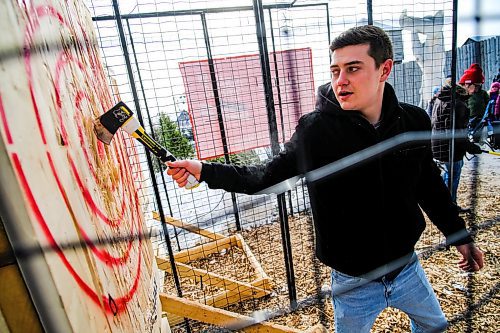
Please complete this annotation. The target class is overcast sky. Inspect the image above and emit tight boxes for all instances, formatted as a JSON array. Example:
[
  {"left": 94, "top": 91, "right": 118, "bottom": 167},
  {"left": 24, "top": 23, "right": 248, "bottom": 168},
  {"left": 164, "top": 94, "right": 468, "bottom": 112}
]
[{"left": 457, "top": 0, "right": 500, "bottom": 46}]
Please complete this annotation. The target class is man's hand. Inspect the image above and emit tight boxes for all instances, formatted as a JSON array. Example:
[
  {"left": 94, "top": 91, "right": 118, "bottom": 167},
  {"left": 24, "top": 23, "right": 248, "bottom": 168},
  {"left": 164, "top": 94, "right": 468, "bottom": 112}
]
[
  {"left": 455, "top": 243, "right": 484, "bottom": 272},
  {"left": 166, "top": 160, "right": 202, "bottom": 188}
]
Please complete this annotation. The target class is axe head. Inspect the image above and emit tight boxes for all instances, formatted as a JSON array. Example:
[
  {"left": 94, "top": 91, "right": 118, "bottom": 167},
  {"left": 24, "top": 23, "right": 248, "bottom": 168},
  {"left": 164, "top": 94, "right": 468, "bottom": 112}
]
[{"left": 93, "top": 101, "right": 134, "bottom": 144}]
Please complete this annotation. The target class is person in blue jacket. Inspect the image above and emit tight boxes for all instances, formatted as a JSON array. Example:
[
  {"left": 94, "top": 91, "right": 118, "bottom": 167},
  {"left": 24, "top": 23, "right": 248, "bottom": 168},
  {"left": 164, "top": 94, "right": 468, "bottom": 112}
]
[
  {"left": 167, "top": 25, "right": 484, "bottom": 332},
  {"left": 426, "top": 85, "right": 441, "bottom": 118}
]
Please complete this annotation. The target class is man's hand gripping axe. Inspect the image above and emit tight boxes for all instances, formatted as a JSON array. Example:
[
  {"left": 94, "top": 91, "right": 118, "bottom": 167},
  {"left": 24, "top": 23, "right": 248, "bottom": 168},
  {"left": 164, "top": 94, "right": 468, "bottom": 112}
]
[{"left": 93, "top": 101, "right": 199, "bottom": 189}]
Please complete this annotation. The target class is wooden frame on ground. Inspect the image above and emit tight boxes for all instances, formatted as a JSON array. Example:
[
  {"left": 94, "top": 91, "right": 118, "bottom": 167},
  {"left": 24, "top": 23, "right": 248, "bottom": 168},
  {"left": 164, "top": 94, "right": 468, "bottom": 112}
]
[{"left": 152, "top": 212, "right": 272, "bottom": 327}]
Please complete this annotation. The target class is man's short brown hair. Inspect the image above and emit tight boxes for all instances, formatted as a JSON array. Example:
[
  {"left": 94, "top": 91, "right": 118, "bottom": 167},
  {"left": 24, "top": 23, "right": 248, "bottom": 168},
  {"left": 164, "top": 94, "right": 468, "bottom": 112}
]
[{"left": 330, "top": 25, "right": 393, "bottom": 68}]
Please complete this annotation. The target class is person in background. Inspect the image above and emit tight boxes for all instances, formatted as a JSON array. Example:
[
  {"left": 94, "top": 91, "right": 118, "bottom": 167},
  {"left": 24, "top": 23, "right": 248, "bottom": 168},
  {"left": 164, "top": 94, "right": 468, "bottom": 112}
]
[
  {"left": 426, "top": 85, "right": 441, "bottom": 118},
  {"left": 431, "top": 83, "right": 482, "bottom": 211},
  {"left": 167, "top": 25, "right": 484, "bottom": 333},
  {"left": 488, "top": 81, "right": 500, "bottom": 120},
  {"left": 493, "top": 68, "right": 500, "bottom": 83},
  {"left": 459, "top": 63, "right": 489, "bottom": 129},
  {"left": 444, "top": 74, "right": 453, "bottom": 87}
]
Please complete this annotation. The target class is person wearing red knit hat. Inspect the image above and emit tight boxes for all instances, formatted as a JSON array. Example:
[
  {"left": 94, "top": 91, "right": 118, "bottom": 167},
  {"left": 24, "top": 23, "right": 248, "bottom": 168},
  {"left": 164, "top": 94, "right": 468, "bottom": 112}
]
[
  {"left": 459, "top": 63, "right": 485, "bottom": 85},
  {"left": 459, "top": 63, "right": 489, "bottom": 129}
]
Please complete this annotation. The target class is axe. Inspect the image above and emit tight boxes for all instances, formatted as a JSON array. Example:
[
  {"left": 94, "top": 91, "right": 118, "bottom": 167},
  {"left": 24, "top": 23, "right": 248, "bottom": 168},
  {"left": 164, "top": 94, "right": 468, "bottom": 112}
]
[{"left": 93, "top": 101, "right": 199, "bottom": 189}]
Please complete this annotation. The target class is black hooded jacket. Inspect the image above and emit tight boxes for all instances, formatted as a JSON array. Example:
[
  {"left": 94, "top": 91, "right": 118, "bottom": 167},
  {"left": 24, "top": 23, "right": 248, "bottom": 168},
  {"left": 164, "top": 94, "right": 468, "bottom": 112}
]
[
  {"left": 431, "top": 85, "right": 470, "bottom": 162},
  {"left": 200, "top": 82, "right": 472, "bottom": 277}
]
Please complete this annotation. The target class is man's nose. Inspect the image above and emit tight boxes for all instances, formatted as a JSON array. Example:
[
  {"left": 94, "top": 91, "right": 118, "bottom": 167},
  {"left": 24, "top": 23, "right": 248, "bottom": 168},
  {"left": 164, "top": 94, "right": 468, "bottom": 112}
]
[{"left": 336, "top": 70, "right": 349, "bottom": 86}]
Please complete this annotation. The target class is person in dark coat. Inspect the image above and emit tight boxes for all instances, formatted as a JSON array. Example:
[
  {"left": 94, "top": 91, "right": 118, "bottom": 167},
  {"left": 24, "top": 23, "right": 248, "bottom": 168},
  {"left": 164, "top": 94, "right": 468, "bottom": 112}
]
[
  {"left": 167, "top": 25, "right": 484, "bottom": 332},
  {"left": 431, "top": 84, "right": 481, "bottom": 207}
]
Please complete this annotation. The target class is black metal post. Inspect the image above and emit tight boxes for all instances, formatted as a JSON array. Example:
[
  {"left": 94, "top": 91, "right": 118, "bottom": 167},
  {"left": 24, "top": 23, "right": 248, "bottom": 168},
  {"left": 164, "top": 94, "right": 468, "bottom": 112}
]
[
  {"left": 448, "top": 0, "right": 459, "bottom": 196},
  {"left": 278, "top": 192, "right": 298, "bottom": 308},
  {"left": 200, "top": 12, "right": 242, "bottom": 231},
  {"left": 473, "top": 0, "right": 482, "bottom": 67},
  {"left": 326, "top": 3, "right": 332, "bottom": 66},
  {"left": 112, "top": 2, "right": 190, "bottom": 330},
  {"left": 253, "top": 0, "right": 297, "bottom": 308},
  {"left": 267, "top": 8, "right": 295, "bottom": 216},
  {"left": 93, "top": 3, "right": 328, "bottom": 22},
  {"left": 367, "top": 0, "right": 373, "bottom": 25},
  {"left": 253, "top": 2, "right": 280, "bottom": 155},
  {"left": 125, "top": 19, "right": 181, "bottom": 251},
  {"left": 267, "top": 8, "right": 286, "bottom": 143}
]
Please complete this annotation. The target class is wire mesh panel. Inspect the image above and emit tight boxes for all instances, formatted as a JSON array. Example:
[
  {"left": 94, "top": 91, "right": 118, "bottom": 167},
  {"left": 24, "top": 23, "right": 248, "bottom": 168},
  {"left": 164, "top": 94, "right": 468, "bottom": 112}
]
[{"left": 86, "top": 2, "right": 319, "bottom": 331}]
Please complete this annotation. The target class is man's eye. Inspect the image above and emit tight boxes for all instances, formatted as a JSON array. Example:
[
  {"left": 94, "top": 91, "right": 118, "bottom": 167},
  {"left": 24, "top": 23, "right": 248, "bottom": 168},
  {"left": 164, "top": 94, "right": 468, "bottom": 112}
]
[
  {"left": 331, "top": 70, "right": 339, "bottom": 77},
  {"left": 348, "top": 67, "right": 359, "bottom": 72}
]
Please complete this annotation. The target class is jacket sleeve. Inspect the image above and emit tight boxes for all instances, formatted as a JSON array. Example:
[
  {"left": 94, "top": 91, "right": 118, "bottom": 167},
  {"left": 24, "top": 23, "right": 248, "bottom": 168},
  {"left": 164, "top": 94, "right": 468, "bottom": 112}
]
[
  {"left": 456, "top": 101, "right": 470, "bottom": 129},
  {"left": 484, "top": 90, "right": 490, "bottom": 105},
  {"left": 425, "top": 101, "right": 432, "bottom": 118},
  {"left": 199, "top": 114, "right": 313, "bottom": 194},
  {"left": 416, "top": 112, "right": 474, "bottom": 246}
]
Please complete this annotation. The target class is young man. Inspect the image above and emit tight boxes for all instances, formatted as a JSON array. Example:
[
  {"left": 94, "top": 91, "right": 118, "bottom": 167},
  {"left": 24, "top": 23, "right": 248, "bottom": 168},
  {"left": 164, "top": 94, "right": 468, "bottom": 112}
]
[{"left": 167, "top": 25, "right": 484, "bottom": 332}]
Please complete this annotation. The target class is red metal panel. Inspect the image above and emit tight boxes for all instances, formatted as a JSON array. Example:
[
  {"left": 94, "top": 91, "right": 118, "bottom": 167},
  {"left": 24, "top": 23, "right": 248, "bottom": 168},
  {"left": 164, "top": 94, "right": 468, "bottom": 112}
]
[{"left": 180, "top": 48, "right": 315, "bottom": 160}]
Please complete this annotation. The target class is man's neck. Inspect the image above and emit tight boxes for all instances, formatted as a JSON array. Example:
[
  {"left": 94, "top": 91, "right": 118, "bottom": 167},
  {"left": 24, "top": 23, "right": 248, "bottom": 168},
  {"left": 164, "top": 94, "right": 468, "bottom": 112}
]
[
  {"left": 362, "top": 86, "right": 384, "bottom": 125},
  {"left": 363, "top": 109, "right": 382, "bottom": 125}
]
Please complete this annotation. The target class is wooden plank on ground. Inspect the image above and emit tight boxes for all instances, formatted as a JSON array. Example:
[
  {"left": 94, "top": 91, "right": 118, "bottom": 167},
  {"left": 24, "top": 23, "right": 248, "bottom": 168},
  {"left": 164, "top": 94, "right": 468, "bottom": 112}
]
[
  {"left": 156, "top": 259, "right": 269, "bottom": 297},
  {"left": 235, "top": 234, "right": 269, "bottom": 279},
  {"left": 152, "top": 212, "right": 225, "bottom": 240},
  {"left": 202, "top": 283, "right": 268, "bottom": 309},
  {"left": 173, "top": 235, "right": 238, "bottom": 263},
  {"left": 160, "top": 293, "right": 301, "bottom": 333}
]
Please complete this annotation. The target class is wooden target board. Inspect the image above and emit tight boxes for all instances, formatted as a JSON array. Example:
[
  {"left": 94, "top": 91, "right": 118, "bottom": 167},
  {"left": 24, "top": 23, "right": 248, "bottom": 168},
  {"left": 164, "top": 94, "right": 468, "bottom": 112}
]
[{"left": 0, "top": 1, "right": 161, "bottom": 332}]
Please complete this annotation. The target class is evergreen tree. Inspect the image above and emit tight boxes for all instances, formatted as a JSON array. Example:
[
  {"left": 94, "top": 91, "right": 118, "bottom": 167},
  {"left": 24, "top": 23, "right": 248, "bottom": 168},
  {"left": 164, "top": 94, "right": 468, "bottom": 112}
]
[
  {"left": 152, "top": 112, "right": 195, "bottom": 173},
  {"left": 207, "top": 149, "right": 261, "bottom": 166}
]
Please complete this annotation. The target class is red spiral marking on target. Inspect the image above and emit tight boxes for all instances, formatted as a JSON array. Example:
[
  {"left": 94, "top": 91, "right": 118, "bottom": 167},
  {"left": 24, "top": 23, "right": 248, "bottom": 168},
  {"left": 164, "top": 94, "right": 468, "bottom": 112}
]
[
  {"left": 68, "top": 154, "right": 126, "bottom": 227},
  {"left": 47, "top": 152, "right": 133, "bottom": 266},
  {"left": 0, "top": 93, "right": 13, "bottom": 144},
  {"left": 23, "top": 4, "right": 135, "bottom": 232},
  {"left": 51, "top": 27, "right": 139, "bottom": 263},
  {"left": 13, "top": 153, "right": 142, "bottom": 314},
  {"left": 23, "top": 5, "right": 66, "bottom": 145},
  {"left": 76, "top": 23, "right": 111, "bottom": 111},
  {"left": 74, "top": 92, "right": 119, "bottom": 192},
  {"left": 54, "top": 51, "right": 85, "bottom": 142},
  {"left": 17, "top": 4, "right": 143, "bottom": 312},
  {"left": 39, "top": 16, "right": 127, "bottom": 227}
]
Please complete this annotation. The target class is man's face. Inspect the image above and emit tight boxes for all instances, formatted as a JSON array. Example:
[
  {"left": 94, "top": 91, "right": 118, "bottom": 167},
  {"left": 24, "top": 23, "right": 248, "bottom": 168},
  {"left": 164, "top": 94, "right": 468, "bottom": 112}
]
[{"left": 330, "top": 44, "right": 392, "bottom": 113}]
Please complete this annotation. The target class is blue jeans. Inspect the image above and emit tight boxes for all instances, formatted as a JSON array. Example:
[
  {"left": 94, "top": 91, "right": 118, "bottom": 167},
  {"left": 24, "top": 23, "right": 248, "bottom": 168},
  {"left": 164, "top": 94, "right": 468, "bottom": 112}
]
[
  {"left": 439, "top": 160, "right": 463, "bottom": 203},
  {"left": 331, "top": 256, "right": 448, "bottom": 333}
]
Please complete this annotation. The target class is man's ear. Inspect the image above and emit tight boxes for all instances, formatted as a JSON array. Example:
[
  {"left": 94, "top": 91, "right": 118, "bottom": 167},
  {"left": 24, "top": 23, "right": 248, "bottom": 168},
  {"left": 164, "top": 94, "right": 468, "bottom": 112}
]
[{"left": 380, "top": 59, "right": 393, "bottom": 82}]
